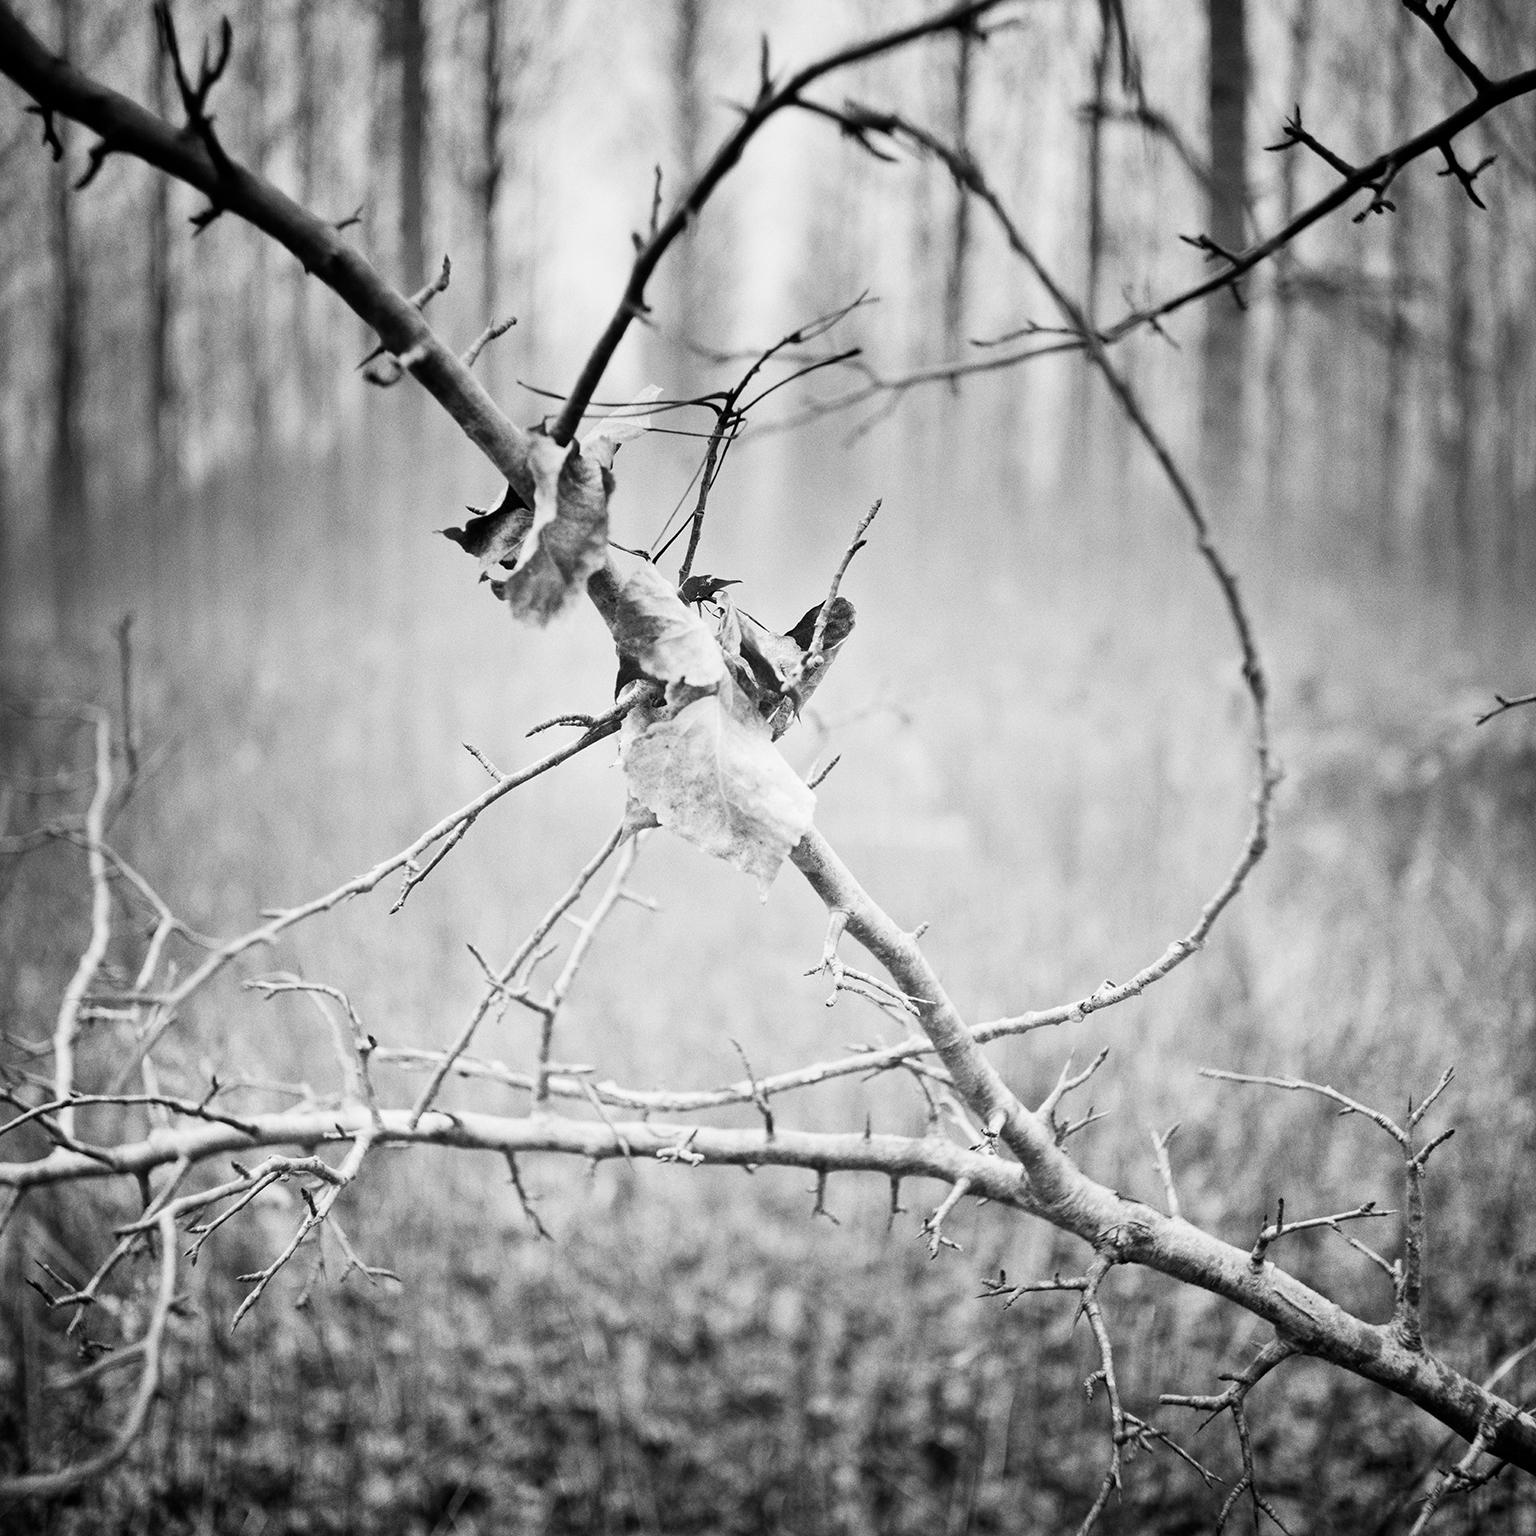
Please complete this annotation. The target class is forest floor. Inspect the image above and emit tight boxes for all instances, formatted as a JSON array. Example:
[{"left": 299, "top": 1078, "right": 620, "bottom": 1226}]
[{"left": 4, "top": 419, "right": 1536, "bottom": 1535}]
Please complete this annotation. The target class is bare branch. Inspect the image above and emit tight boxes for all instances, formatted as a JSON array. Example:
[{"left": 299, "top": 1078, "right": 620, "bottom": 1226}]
[
  {"left": 0, "top": 1210, "right": 178, "bottom": 1501},
  {"left": 53, "top": 710, "right": 113, "bottom": 1140}
]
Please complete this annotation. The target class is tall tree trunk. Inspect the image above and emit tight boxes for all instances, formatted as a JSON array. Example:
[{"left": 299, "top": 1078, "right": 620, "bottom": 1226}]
[
  {"left": 49, "top": 0, "right": 86, "bottom": 631},
  {"left": 145, "top": 11, "right": 177, "bottom": 501},
  {"left": 652, "top": 0, "right": 712, "bottom": 398},
  {"left": 1263, "top": 0, "right": 1314, "bottom": 519},
  {"left": 241, "top": 0, "right": 272, "bottom": 463},
  {"left": 1201, "top": 0, "right": 1248, "bottom": 505},
  {"left": 941, "top": 27, "right": 974, "bottom": 357},
  {"left": 291, "top": 0, "right": 325, "bottom": 438},
  {"left": 1062, "top": 2, "right": 1115, "bottom": 509},
  {"left": 396, "top": 0, "right": 428, "bottom": 289},
  {"left": 480, "top": 0, "right": 504, "bottom": 399},
  {"left": 1379, "top": 3, "right": 1413, "bottom": 565}
]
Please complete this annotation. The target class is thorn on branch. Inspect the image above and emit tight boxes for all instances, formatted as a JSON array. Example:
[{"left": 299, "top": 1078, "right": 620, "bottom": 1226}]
[
  {"left": 504, "top": 1152, "right": 551, "bottom": 1240},
  {"left": 921, "top": 1178, "right": 969, "bottom": 1258},
  {"left": 359, "top": 254, "right": 452, "bottom": 382},
  {"left": 74, "top": 137, "right": 120, "bottom": 191},
  {"left": 810, "top": 1169, "right": 839, "bottom": 1223},
  {"left": 1475, "top": 690, "right": 1536, "bottom": 726},
  {"left": 25, "top": 103, "right": 63, "bottom": 161},
  {"left": 189, "top": 203, "right": 224, "bottom": 236},
  {"left": 333, "top": 202, "right": 364, "bottom": 233},
  {"left": 156, "top": 4, "right": 236, "bottom": 182},
  {"left": 1436, "top": 143, "right": 1495, "bottom": 209},
  {"left": 730, "top": 1038, "right": 774, "bottom": 1138},
  {"left": 656, "top": 1127, "right": 703, "bottom": 1166},
  {"left": 1178, "top": 231, "right": 1242, "bottom": 267}
]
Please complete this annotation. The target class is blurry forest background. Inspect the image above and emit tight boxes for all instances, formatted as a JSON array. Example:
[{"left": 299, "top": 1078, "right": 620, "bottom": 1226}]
[{"left": 3, "top": 1, "right": 1536, "bottom": 1532}]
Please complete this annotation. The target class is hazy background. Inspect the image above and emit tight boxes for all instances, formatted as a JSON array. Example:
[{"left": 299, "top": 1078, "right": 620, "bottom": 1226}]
[{"left": 3, "top": 1, "right": 1536, "bottom": 1531}]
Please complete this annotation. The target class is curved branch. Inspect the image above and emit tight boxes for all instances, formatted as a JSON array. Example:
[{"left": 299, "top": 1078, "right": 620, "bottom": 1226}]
[{"left": 549, "top": 0, "right": 1012, "bottom": 442}]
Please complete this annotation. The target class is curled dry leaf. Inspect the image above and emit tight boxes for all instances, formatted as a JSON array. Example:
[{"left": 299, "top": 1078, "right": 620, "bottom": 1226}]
[
  {"left": 439, "top": 498, "right": 534, "bottom": 579},
  {"left": 611, "top": 561, "right": 726, "bottom": 700},
  {"left": 679, "top": 573, "right": 741, "bottom": 606},
  {"left": 715, "top": 595, "right": 857, "bottom": 739},
  {"left": 619, "top": 671, "right": 816, "bottom": 893},
  {"left": 496, "top": 433, "right": 611, "bottom": 624}
]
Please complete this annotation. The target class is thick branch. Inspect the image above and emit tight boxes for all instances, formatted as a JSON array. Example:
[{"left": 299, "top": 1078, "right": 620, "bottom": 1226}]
[{"left": 0, "top": 7, "right": 536, "bottom": 506}]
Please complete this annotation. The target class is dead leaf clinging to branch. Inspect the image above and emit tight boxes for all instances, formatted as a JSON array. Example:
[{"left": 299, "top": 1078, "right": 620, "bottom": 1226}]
[
  {"left": 494, "top": 433, "right": 611, "bottom": 623},
  {"left": 619, "top": 670, "right": 815, "bottom": 893}
]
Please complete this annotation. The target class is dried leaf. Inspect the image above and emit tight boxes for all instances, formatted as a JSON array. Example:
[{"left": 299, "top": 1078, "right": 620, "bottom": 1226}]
[
  {"left": 440, "top": 495, "right": 534, "bottom": 579},
  {"left": 611, "top": 561, "right": 725, "bottom": 697},
  {"left": 715, "top": 596, "right": 857, "bottom": 738},
  {"left": 500, "top": 434, "right": 610, "bottom": 624},
  {"left": 619, "top": 673, "right": 815, "bottom": 893},
  {"left": 679, "top": 573, "right": 741, "bottom": 606},
  {"left": 785, "top": 596, "right": 857, "bottom": 656}
]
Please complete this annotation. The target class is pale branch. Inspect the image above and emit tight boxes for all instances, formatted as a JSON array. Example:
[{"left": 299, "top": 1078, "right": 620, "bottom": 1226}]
[
  {"left": 809, "top": 105, "right": 1276, "bottom": 1024},
  {"left": 408, "top": 817, "right": 630, "bottom": 1127},
  {"left": 1408, "top": 1418, "right": 1513, "bottom": 1536},
  {"left": 1150, "top": 1123, "right": 1181, "bottom": 1220},
  {"left": 1037, "top": 1047, "right": 1111, "bottom": 1138},
  {"left": 0, "top": 1210, "right": 179, "bottom": 1503},
  {"left": 807, "top": 498, "right": 880, "bottom": 665},
  {"left": 921, "top": 1177, "right": 971, "bottom": 1258},
  {"left": 461, "top": 314, "right": 516, "bottom": 372},
  {"left": 787, "top": 826, "right": 1536, "bottom": 1472},
  {"left": 246, "top": 977, "right": 381, "bottom": 1127},
  {"left": 0, "top": 1107, "right": 1033, "bottom": 1211},
  {"left": 110, "top": 688, "right": 644, "bottom": 1086},
  {"left": 52, "top": 709, "right": 112, "bottom": 1140},
  {"left": 0, "top": 1091, "right": 259, "bottom": 1144},
  {"left": 230, "top": 1129, "right": 373, "bottom": 1330},
  {"left": 1248, "top": 1200, "right": 1389, "bottom": 1270},
  {"left": 1163, "top": 1336, "right": 1299, "bottom": 1531},
  {"left": 1202, "top": 1068, "right": 1456, "bottom": 1351},
  {"left": 537, "top": 834, "right": 646, "bottom": 1106}
]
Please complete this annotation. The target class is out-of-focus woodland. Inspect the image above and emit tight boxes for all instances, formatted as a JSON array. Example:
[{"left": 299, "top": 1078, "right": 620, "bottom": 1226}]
[{"left": 3, "top": 1, "right": 1536, "bottom": 1532}]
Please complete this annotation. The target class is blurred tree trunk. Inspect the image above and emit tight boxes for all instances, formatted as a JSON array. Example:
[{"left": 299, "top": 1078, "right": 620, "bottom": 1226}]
[
  {"left": 651, "top": 0, "right": 717, "bottom": 398},
  {"left": 1201, "top": 0, "right": 1248, "bottom": 505},
  {"left": 1082, "top": 4, "right": 1111, "bottom": 328},
  {"left": 240, "top": 0, "right": 272, "bottom": 463},
  {"left": 1063, "top": 1, "right": 1115, "bottom": 504},
  {"left": 1436, "top": 55, "right": 1477, "bottom": 592},
  {"left": 145, "top": 15, "right": 178, "bottom": 503},
  {"left": 1379, "top": 4, "right": 1414, "bottom": 565},
  {"left": 48, "top": 0, "right": 87, "bottom": 629},
  {"left": 479, "top": 0, "right": 504, "bottom": 399},
  {"left": 941, "top": 26, "right": 973, "bottom": 357},
  {"left": 394, "top": 0, "right": 428, "bottom": 289},
  {"left": 291, "top": 1, "right": 325, "bottom": 439},
  {"left": 1439, "top": 211, "right": 1475, "bottom": 588},
  {"left": 1263, "top": 0, "right": 1314, "bottom": 519}
]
